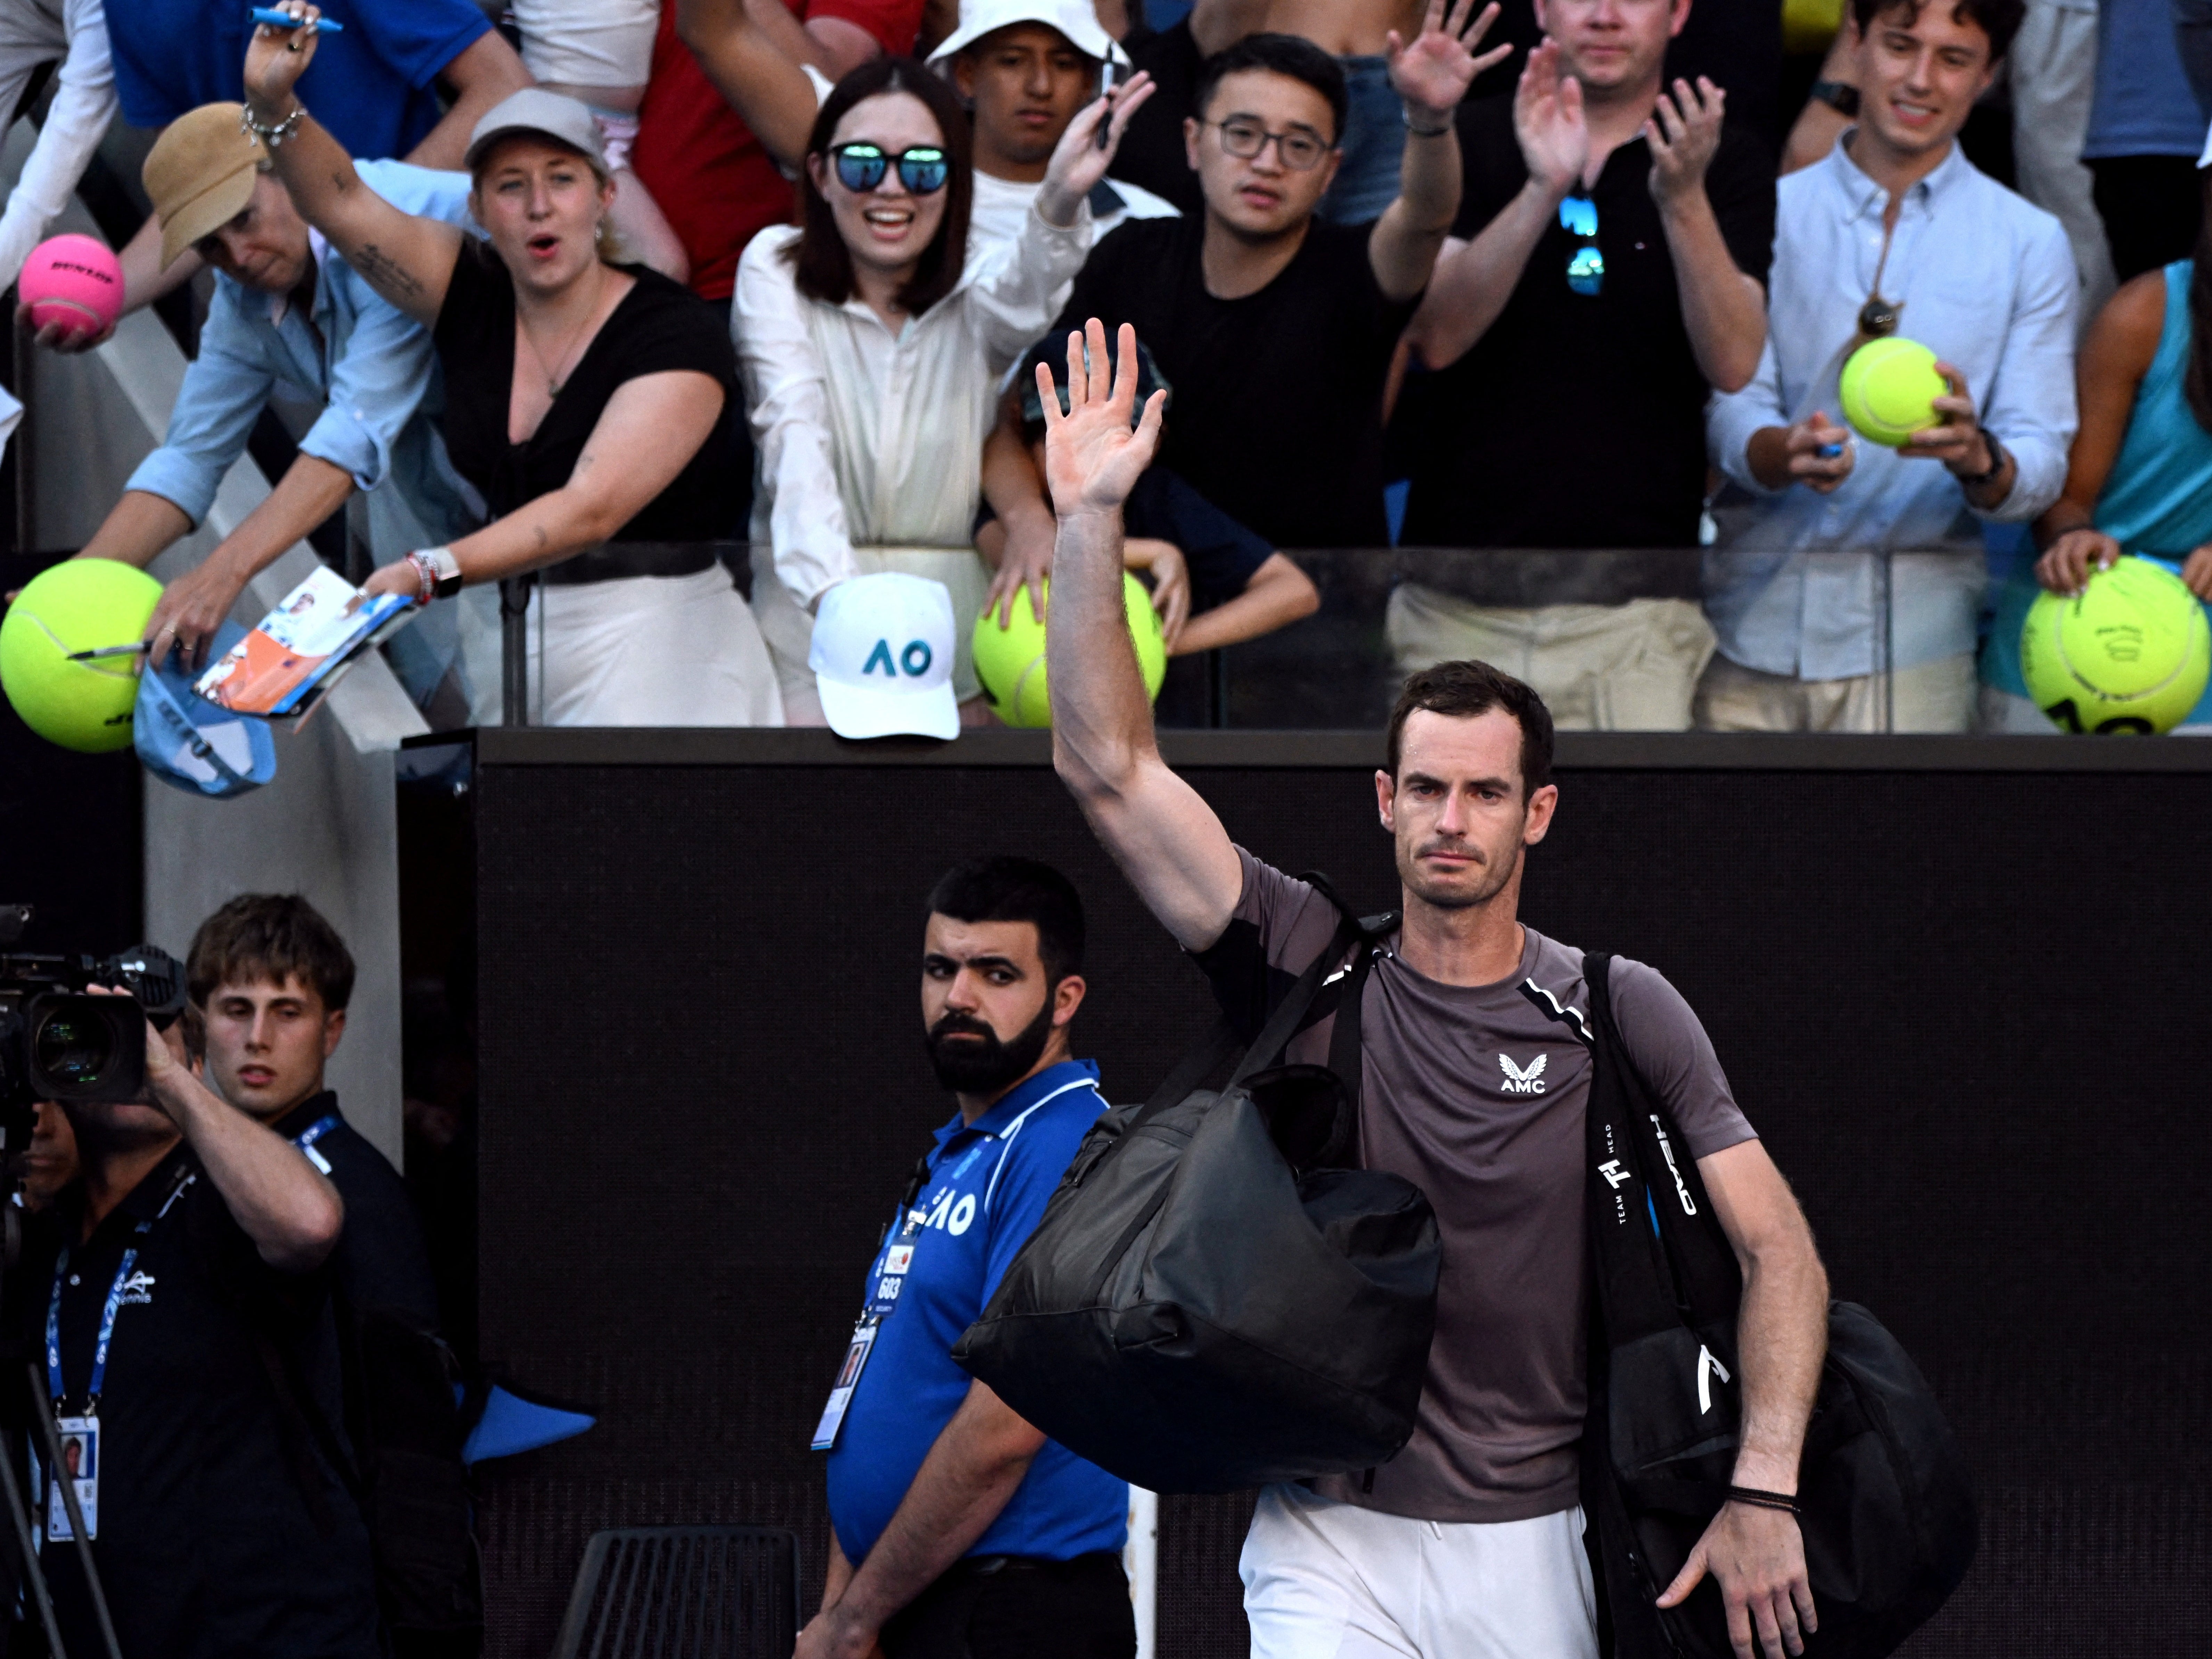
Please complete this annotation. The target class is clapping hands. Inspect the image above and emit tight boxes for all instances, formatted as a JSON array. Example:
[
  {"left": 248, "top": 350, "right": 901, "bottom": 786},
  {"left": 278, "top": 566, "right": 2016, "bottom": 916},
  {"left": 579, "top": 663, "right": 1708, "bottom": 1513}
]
[
  {"left": 1515, "top": 38, "right": 1589, "bottom": 200},
  {"left": 1647, "top": 76, "right": 1726, "bottom": 205}
]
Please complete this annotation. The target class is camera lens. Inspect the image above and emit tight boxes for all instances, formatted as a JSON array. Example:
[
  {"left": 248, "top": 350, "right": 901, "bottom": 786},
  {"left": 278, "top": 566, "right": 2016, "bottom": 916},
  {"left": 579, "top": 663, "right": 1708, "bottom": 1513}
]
[{"left": 33, "top": 1009, "right": 116, "bottom": 1087}]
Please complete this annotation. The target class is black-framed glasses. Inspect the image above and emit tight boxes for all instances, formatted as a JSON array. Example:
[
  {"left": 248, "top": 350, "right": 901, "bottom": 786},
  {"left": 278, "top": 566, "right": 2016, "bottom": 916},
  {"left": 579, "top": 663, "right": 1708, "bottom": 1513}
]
[
  {"left": 829, "top": 143, "right": 951, "bottom": 196},
  {"left": 1205, "top": 118, "right": 1330, "bottom": 171},
  {"left": 1560, "top": 194, "right": 1603, "bottom": 297}
]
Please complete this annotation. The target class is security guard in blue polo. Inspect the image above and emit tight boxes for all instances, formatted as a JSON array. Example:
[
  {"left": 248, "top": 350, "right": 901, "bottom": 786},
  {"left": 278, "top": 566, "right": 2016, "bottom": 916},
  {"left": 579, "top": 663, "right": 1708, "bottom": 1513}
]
[{"left": 802, "top": 858, "right": 1132, "bottom": 1659}]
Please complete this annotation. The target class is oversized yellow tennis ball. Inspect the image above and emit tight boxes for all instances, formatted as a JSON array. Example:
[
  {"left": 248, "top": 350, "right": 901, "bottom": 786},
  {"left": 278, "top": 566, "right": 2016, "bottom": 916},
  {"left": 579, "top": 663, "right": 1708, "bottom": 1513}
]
[
  {"left": 2020, "top": 556, "right": 2211, "bottom": 734},
  {"left": 971, "top": 573, "right": 1166, "bottom": 728},
  {"left": 1839, "top": 337, "right": 1948, "bottom": 447},
  {"left": 0, "top": 558, "right": 162, "bottom": 751}
]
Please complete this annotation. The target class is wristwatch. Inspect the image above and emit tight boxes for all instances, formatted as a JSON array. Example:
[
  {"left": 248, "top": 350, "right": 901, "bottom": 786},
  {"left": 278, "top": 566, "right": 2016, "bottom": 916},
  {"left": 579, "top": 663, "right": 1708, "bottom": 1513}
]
[
  {"left": 1956, "top": 430, "right": 2009, "bottom": 491},
  {"left": 1810, "top": 80, "right": 1860, "bottom": 117},
  {"left": 408, "top": 546, "right": 464, "bottom": 601}
]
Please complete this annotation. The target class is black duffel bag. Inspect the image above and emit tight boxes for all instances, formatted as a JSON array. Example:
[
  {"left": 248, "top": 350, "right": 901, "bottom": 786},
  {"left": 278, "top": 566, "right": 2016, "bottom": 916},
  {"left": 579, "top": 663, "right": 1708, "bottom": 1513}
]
[
  {"left": 952, "top": 905, "right": 1439, "bottom": 1495},
  {"left": 1579, "top": 953, "right": 1976, "bottom": 1659}
]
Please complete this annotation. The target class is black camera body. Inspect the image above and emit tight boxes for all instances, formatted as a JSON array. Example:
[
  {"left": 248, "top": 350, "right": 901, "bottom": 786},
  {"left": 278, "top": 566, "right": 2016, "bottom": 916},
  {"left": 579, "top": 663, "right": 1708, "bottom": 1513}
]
[{"left": 0, "top": 904, "right": 186, "bottom": 1134}]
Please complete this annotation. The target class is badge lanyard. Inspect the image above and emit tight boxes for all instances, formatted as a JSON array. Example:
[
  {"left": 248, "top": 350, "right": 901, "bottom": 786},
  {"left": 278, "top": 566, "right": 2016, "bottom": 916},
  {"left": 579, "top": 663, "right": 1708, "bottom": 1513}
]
[
  {"left": 810, "top": 1151, "right": 936, "bottom": 1453},
  {"left": 293, "top": 1112, "right": 341, "bottom": 1174},
  {"left": 42, "top": 1169, "right": 192, "bottom": 1543}
]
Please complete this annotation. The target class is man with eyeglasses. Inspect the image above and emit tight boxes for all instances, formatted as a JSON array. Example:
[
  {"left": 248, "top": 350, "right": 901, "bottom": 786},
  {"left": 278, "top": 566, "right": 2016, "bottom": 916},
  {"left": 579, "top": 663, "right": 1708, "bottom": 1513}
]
[
  {"left": 1699, "top": 0, "right": 2075, "bottom": 733},
  {"left": 984, "top": 6, "right": 1505, "bottom": 561},
  {"left": 1389, "top": 0, "right": 1775, "bottom": 733}
]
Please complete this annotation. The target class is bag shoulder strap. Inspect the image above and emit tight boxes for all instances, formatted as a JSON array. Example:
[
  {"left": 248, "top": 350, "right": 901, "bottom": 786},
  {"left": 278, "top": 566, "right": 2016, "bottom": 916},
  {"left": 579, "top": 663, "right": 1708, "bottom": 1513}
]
[
  {"left": 1125, "top": 908, "right": 1365, "bottom": 1140},
  {"left": 1585, "top": 953, "right": 1743, "bottom": 1325}
]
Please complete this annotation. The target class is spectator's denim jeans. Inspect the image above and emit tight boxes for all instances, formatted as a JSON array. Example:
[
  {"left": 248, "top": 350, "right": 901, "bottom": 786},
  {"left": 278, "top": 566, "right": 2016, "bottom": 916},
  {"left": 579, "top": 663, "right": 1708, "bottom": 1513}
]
[{"left": 1317, "top": 55, "right": 1404, "bottom": 226}]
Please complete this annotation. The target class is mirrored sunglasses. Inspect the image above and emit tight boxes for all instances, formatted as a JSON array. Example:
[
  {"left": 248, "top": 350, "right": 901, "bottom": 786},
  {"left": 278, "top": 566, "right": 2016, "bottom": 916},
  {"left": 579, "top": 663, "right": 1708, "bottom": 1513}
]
[
  {"left": 830, "top": 143, "right": 951, "bottom": 196},
  {"left": 1560, "top": 195, "right": 1603, "bottom": 297}
]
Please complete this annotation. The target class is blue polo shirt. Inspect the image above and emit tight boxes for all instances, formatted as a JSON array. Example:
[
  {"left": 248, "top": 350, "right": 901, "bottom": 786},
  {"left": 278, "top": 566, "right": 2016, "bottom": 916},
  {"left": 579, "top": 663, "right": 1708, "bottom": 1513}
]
[
  {"left": 824, "top": 1060, "right": 1127, "bottom": 1566},
  {"left": 110, "top": 0, "right": 489, "bottom": 163}
]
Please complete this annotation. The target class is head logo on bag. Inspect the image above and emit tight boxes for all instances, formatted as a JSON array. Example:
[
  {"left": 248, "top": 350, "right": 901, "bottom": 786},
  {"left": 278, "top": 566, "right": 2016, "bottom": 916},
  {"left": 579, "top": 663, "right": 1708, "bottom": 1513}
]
[{"left": 1498, "top": 1053, "right": 1548, "bottom": 1093}]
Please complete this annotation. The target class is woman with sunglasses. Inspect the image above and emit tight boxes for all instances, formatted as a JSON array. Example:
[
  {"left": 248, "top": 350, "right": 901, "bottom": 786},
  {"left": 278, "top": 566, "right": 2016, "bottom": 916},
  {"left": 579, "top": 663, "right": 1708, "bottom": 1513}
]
[
  {"left": 737, "top": 55, "right": 1151, "bottom": 723},
  {"left": 239, "top": 6, "right": 783, "bottom": 727}
]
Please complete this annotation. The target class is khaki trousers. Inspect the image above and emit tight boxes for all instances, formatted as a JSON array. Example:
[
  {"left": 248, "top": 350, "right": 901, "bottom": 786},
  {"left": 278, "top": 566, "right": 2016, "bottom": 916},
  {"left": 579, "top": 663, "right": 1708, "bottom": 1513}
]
[
  {"left": 1693, "top": 652, "right": 1977, "bottom": 733},
  {"left": 1386, "top": 585, "right": 1716, "bottom": 732}
]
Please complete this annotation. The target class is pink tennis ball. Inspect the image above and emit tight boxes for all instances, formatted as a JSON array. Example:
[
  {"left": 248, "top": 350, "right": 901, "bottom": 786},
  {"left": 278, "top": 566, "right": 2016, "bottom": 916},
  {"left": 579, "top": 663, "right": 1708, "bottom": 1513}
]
[{"left": 20, "top": 234, "right": 122, "bottom": 343}]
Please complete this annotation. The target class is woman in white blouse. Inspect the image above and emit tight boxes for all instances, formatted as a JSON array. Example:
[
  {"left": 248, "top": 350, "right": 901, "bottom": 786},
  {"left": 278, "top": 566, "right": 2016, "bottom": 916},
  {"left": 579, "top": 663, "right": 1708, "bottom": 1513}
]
[{"left": 735, "top": 54, "right": 1150, "bottom": 722}]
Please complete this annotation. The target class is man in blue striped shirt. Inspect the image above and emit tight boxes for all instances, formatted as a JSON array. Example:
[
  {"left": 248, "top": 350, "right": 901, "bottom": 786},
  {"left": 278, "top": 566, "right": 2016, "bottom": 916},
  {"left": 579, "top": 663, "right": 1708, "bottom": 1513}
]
[{"left": 1700, "top": 0, "right": 2078, "bottom": 733}]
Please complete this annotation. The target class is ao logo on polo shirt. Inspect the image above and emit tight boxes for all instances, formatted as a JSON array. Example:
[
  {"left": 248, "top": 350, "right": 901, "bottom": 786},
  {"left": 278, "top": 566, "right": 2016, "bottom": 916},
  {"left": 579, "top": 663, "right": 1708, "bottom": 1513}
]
[
  {"left": 921, "top": 1182, "right": 976, "bottom": 1236},
  {"left": 863, "top": 638, "right": 935, "bottom": 678}
]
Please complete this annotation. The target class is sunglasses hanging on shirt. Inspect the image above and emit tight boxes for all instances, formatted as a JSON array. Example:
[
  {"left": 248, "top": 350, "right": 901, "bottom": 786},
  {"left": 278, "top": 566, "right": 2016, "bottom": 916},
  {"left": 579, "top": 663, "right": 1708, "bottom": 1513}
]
[
  {"left": 1561, "top": 195, "right": 1603, "bottom": 297},
  {"left": 830, "top": 143, "right": 951, "bottom": 196}
]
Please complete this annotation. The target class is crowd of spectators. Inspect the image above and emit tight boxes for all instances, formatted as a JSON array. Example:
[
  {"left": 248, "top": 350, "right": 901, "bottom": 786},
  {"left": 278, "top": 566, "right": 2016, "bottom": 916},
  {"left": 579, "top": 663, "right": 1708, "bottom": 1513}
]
[{"left": 9, "top": 0, "right": 2212, "bottom": 733}]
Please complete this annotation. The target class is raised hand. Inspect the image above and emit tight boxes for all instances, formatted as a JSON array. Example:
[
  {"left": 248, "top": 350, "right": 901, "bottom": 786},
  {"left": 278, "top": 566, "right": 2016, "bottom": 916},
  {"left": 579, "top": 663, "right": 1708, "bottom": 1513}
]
[
  {"left": 244, "top": 1, "right": 325, "bottom": 113},
  {"left": 1037, "top": 72, "right": 1157, "bottom": 226},
  {"left": 1037, "top": 319, "right": 1165, "bottom": 519},
  {"left": 1387, "top": 0, "right": 1512, "bottom": 125},
  {"left": 1515, "top": 37, "right": 1589, "bottom": 200},
  {"left": 1647, "top": 76, "right": 1726, "bottom": 206}
]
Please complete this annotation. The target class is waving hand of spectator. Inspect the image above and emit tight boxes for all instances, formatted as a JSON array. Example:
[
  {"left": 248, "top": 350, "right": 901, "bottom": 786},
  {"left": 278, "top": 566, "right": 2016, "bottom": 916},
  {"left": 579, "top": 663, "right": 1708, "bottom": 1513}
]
[
  {"left": 1516, "top": 36, "right": 1589, "bottom": 199},
  {"left": 1370, "top": 0, "right": 1510, "bottom": 300},
  {"left": 1034, "top": 74, "right": 1156, "bottom": 227}
]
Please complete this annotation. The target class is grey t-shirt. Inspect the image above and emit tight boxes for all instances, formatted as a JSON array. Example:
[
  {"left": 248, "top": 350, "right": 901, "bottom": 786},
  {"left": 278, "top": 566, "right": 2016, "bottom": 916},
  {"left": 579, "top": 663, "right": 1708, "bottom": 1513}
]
[{"left": 1197, "top": 850, "right": 1757, "bottom": 1524}]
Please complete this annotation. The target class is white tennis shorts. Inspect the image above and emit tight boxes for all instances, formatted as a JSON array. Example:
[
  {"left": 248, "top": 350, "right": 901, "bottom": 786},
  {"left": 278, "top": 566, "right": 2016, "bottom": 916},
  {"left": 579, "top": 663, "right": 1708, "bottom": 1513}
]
[{"left": 1241, "top": 1483, "right": 1599, "bottom": 1659}]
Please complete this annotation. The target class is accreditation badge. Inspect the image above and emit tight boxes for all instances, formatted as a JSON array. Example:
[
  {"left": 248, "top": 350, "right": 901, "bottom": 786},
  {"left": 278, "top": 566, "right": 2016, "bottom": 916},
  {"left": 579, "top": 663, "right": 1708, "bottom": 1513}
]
[
  {"left": 809, "top": 1319, "right": 878, "bottom": 1452},
  {"left": 45, "top": 1416, "right": 99, "bottom": 1542}
]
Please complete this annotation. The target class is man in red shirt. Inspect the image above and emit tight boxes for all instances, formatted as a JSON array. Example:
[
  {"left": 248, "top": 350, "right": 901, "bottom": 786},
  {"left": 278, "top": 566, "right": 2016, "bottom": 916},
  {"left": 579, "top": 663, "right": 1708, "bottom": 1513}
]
[{"left": 635, "top": 0, "right": 926, "bottom": 301}]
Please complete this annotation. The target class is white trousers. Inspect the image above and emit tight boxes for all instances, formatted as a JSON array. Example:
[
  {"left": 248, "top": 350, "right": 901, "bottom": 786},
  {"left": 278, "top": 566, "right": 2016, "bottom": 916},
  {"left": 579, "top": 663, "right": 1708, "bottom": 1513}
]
[
  {"left": 461, "top": 564, "right": 785, "bottom": 727},
  {"left": 1241, "top": 1484, "right": 1598, "bottom": 1659}
]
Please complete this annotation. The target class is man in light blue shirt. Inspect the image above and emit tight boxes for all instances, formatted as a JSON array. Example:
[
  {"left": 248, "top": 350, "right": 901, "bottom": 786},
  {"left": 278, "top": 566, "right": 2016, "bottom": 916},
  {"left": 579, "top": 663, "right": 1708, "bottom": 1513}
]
[
  {"left": 1700, "top": 0, "right": 2077, "bottom": 732},
  {"left": 73, "top": 102, "right": 480, "bottom": 709}
]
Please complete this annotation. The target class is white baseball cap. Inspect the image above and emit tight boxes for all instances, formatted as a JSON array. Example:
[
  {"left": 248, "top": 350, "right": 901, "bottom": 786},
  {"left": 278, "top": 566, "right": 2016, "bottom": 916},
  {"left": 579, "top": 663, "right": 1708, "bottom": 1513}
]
[
  {"left": 927, "top": 0, "right": 1127, "bottom": 69},
  {"left": 809, "top": 573, "right": 960, "bottom": 740}
]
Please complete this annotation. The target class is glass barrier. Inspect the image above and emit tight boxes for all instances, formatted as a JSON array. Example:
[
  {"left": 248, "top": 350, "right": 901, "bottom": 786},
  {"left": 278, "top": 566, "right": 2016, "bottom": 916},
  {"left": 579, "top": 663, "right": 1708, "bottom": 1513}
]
[{"left": 455, "top": 543, "right": 2211, "bottom": 738}]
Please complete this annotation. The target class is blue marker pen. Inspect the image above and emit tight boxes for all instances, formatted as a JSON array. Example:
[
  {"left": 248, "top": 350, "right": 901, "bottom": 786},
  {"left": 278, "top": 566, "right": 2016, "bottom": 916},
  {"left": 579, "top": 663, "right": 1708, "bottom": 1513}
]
[{"left": 249, "top": 7, "right": 345, "bottom": 31}]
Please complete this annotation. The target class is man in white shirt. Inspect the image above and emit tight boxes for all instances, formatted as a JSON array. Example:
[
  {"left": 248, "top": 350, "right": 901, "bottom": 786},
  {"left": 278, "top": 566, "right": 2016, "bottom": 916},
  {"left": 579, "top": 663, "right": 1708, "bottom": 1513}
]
[
  {"left": 929, "top": 0, "right": 1178, "bottom": 275},
  {"left": 1699, "top": 0, "right": 2077, "bottom": 733}
]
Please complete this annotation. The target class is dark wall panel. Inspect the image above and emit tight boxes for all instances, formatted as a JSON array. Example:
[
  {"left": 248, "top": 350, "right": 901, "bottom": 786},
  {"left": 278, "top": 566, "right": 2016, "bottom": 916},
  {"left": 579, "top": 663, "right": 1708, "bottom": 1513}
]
[{"left": 449, "top": 753, "right": 2212, "bottom": 1659}]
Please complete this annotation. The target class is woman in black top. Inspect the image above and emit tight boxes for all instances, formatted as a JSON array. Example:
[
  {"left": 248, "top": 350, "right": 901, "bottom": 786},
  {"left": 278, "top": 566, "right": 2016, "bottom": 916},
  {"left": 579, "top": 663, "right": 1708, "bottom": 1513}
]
[{"left": 243, "top": 11, "right": 781, "bottom": 725}]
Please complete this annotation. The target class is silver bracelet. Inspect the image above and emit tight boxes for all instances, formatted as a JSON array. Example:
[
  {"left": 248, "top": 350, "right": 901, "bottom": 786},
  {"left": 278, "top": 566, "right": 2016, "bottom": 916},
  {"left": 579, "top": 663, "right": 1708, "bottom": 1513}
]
[{"left": 240, "top": 101, "right": 306, "bottom": 148}]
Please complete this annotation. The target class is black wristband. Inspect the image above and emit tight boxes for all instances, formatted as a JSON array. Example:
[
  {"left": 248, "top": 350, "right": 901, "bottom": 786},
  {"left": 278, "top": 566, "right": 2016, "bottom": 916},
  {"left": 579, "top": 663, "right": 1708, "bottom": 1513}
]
[
  {"left": 1957, "top": 429, "right": 2008, "bottom": 490},
  {"left": 1727, "top": 1485, "right": 1803, "bottom": 1516},
  {"left": 1810, "top": 79, "right": 1859, "bottom": 117}
]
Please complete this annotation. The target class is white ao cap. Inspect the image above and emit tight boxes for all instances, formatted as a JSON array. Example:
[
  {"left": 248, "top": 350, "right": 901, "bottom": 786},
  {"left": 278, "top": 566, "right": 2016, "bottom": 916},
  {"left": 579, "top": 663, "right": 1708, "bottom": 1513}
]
[
  {"left": 809, "top": 573, "right": 960, "bottom": 740},
  {"left": 927, "top": 0, "right": 1127, "bottom": 68}
]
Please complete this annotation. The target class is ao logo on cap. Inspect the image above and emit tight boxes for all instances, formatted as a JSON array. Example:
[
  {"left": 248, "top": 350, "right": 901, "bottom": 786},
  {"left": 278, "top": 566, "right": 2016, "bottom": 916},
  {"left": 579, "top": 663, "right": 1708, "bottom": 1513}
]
[{"left": 864, "top": 638, "right": 935, "bottom": 678}]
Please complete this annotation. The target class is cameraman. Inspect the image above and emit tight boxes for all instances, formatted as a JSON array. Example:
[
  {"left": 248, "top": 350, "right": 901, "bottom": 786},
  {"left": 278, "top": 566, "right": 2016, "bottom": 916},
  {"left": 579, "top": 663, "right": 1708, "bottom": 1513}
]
[{"left": 21, "top": 989, "right": 380, "bottom": 1656}]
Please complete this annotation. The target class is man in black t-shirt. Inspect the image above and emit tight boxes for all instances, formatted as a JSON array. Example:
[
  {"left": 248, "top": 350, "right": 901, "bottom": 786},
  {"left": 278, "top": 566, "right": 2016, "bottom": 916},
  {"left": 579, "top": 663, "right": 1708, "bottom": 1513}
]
[
  {"left": 981, "top": 15, "right": 1509, "bottom": 592},
  {"left": 184, "top": 894, "right": 442, "bottom": 1329},
  {"left": 1391, "top": 0, "right": 1774, "bottom": 731}
]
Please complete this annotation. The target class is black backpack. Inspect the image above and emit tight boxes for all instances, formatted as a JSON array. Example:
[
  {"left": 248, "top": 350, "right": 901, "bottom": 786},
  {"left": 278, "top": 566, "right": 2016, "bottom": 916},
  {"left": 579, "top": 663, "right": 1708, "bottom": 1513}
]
[
  {"left": 952, "top": 902, "right": 1440, "bottom": 1494},
  {"left": 1578, "top": 952, "right": 1977, "bottom": 1659}
]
